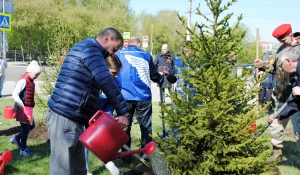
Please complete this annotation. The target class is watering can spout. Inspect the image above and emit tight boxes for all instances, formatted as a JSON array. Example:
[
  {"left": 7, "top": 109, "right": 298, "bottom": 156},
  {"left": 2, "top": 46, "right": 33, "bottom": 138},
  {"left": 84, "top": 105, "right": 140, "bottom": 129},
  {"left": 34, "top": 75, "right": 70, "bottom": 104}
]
[
  {"left": 111, "top": 142, "right": 156, "bottom": 160},
  {"left": 0, "top": 151, "right": 13, "bottom": 175}
]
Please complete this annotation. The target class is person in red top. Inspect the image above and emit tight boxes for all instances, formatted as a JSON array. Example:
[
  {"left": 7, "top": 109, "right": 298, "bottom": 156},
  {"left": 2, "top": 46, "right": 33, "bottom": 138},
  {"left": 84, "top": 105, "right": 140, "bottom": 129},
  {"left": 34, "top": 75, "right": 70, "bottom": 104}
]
[{"left": 10, "top": 60, "right": 41, "bottom": 157}]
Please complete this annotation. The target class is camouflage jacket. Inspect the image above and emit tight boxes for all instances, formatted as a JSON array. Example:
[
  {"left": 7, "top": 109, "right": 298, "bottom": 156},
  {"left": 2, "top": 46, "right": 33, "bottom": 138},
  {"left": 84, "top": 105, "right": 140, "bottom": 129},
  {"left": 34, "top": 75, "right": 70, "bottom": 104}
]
[
  {"left": 273, "top": 34, "right": 300, "bottom": 102},
  {"left": 272, "top": 45, "right": 292, "bottom": 102}
]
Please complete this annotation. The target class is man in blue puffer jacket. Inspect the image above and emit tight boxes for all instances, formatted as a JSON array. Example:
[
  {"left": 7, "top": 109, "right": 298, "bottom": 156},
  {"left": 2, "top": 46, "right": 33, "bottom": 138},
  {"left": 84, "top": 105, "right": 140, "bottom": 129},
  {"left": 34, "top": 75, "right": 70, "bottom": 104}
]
[
  {"left": 46, "top": 28, "right": 129, "bottom": 175},
  {"left": 116, "top": 36, "right": 176, "bottom": 163}
]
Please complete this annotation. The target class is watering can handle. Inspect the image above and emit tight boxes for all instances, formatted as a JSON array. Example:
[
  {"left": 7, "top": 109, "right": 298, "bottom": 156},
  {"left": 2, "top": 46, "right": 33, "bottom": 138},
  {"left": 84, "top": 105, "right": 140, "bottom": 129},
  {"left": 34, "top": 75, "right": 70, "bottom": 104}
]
[
  {"left": 89, "top": 110, "right": 119, "bottom": 126},
  {"left": 89, "top": 110, "right": 105, "bottom": 126}
]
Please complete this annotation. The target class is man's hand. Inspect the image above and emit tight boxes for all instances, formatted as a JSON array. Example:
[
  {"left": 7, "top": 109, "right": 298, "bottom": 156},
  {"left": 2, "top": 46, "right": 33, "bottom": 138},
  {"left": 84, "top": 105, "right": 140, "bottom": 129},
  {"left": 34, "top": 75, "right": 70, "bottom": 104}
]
[
  {"left": 292, "top": 86, "right": 300, "bottom": 96},
  {"left": 117, "top": 114, "right": 128, "bottom": 131},
  {"left": 254, "top": 58, "right": 263, "bottom": 68},
  {"left": 267, "top": 114, "right": 278, "bottom": 123},
  {"left": 159, "top": 66, "right": 170, "bottom": 75},
  {"left": 258, "top": 71, "right": 264, "bottom": 76}
]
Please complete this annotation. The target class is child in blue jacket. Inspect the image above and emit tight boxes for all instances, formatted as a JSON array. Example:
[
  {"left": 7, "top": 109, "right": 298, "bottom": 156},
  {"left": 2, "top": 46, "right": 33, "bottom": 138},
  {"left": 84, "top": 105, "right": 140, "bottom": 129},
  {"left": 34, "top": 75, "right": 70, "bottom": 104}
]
[{"left": 85, "top": 54, "right": 122, "bottom": 175}]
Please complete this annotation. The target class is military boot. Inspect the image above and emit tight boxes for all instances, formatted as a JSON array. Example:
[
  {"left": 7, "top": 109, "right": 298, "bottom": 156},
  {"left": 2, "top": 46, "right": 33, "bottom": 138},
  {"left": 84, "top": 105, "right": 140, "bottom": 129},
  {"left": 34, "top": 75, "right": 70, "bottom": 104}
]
[{"left": 266, "top": 146, "right": 282, "bottom": 163}]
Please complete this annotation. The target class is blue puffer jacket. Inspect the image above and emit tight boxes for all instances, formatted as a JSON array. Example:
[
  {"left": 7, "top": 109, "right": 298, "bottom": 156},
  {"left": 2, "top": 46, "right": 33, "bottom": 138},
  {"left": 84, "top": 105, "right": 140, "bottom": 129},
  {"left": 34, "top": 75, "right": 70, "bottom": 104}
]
[
  {"left": 97, "top": 78, "right": 122, "bottom": 116},
  {"left": 48, "top": 37, "right": 128, "bottom": 125}
]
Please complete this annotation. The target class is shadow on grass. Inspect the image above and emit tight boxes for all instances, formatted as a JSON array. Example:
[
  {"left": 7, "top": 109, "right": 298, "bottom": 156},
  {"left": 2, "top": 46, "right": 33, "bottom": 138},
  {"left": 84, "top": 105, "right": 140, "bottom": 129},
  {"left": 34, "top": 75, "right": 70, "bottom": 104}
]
[
  {"left": 282, "top": 140, "right": 300, "bottom": 168},
  {"left": 0, "top": 126, "right": 22, "bottom": 136}
]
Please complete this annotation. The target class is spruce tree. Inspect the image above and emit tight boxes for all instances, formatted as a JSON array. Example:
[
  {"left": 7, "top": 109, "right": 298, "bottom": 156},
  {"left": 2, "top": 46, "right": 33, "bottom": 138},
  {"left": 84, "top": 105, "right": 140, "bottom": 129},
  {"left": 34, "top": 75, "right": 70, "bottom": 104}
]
[{"left": 156, "top": 0, "right": 274, "bottom": 174}]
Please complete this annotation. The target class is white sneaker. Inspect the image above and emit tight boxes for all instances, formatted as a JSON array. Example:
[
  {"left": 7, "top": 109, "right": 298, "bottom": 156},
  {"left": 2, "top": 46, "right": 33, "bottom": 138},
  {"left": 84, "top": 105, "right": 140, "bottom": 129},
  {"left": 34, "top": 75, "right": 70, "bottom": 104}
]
[
  {"left": 142, "top": 153, "right": 150, "bottom": 162},
  {"left": 105, "top": 161, "right": 120, "bottom": 175},
  {"left": 87, "top": 172, "right": 93, "bottom": 175}
]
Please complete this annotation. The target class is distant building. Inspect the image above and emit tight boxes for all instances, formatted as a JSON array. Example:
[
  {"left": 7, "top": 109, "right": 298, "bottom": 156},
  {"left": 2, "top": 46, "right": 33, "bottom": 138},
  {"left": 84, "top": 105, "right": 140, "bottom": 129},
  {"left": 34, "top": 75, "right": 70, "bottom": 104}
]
[
  {"left": 260, "top": 40, "right": 273, "bottom": 52},
  {"left": 259, "top": 40, "right": 281, "bottom": 55}
]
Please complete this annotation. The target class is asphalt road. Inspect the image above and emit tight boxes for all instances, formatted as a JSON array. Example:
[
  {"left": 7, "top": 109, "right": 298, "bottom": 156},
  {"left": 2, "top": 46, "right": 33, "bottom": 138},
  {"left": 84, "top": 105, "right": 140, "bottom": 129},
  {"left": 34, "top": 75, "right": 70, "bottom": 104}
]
[{"left": 2, "top": 62, "right": 243, "bottom": 103}]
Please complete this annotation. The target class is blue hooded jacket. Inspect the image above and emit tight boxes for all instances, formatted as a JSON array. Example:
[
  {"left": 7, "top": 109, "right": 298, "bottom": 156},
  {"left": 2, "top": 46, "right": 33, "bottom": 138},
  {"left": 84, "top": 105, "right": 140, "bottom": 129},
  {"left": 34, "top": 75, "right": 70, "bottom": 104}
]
[
  {"left": 48, "top": 37, "right": 128, "bottom": 125},
  {"left": 116, "top": 45, "right": 163, "bottom": 101}
]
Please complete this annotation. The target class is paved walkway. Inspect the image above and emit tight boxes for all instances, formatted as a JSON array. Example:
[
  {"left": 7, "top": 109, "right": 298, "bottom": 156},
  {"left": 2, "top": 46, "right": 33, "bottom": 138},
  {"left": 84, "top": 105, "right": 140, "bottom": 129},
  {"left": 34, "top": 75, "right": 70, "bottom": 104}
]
[{"left": 1, "top": 62, "right": 165, "bottom": 102}]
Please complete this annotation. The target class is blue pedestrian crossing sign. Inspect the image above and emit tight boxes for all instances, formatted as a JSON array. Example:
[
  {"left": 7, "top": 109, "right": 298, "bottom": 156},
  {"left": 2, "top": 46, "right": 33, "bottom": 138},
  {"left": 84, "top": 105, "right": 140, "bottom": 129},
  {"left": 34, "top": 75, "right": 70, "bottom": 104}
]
[
  {"left": 0, "top": 13, "right": 11, "bottom": 32},
  {"left": 123, "top": 32, "right": 130, "bottom": 39}
]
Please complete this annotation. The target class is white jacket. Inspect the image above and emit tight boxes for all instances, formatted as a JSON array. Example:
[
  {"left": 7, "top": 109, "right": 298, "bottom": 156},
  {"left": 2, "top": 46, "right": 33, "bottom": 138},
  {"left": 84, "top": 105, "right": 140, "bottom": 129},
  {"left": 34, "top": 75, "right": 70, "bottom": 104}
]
[{"left": 0, "top": 58, "right": 7, "bottom": 76}]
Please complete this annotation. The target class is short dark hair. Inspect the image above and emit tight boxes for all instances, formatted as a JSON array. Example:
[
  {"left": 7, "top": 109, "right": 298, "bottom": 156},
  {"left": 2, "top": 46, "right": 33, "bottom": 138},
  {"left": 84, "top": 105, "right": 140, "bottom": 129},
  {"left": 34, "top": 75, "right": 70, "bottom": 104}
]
[{"left": 98, "top": 27, "right": 124, "bottom": 46}]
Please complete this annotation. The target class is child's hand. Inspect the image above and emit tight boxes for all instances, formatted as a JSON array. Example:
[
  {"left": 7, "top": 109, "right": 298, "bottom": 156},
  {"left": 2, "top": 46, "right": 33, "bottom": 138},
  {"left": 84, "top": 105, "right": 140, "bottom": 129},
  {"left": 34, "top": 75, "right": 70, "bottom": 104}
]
[{"left": 17, "top": 103, "right": 24, "bottom": 111}]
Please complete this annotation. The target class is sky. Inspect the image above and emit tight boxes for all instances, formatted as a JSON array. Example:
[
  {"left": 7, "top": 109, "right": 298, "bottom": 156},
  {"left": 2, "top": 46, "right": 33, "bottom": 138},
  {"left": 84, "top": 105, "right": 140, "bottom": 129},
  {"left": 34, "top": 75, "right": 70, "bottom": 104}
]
[{"left": 129, "top": 0, "right": 300, "bottom": 43}]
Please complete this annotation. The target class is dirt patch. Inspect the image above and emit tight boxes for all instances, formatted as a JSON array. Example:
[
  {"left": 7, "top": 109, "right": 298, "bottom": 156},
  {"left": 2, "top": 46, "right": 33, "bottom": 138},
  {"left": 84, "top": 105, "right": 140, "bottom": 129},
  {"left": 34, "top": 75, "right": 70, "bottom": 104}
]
[
  {"left": 0, "top": 121, "right": 48, "bottom": 142},
  {"left": 28, "top": 122, "right": 49, "bottom": 142},
  {"left": 268, "top": 166, "right": 280, "bottom": 175},
  {"left": 284, "top": 127, "right": 295, "bottom": 138}
]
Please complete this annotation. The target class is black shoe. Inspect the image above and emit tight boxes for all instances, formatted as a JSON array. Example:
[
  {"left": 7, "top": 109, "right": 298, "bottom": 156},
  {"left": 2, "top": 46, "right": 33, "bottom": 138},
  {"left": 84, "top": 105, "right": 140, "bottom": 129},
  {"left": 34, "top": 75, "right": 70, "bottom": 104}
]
[
  {"left": 122, "top": 156, "right": 132, "bottom": 164},
  {"left": 0, "top": 95, "right": 2, "bottom": 98}
]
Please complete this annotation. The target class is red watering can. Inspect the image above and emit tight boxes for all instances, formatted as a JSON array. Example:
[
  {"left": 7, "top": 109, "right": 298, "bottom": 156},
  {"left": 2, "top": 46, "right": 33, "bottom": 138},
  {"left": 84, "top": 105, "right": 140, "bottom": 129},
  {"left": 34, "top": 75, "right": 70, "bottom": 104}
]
[
  {"left": 250, "top": 120, "right": 257, "bottom": 134},
  {"left": 3, "top": 106, "right": 15, "bottom": 120},
  {"left": 79, "top": 110, "right": 156, "bottom": 164},
  {"left": 0, "top": 151, "right": 13, "bottom": 175}
]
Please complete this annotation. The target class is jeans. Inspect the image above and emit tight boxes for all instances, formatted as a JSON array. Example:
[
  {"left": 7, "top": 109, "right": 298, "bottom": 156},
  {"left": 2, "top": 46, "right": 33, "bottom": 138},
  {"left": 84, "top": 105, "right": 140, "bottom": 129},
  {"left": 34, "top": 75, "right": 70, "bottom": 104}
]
[
  {"left": 259, "top": 88, "right": 273, "bottom": 114},
  {"left": 46, "top": 108, "right": 86, "bottom": 175},
  {"left": 15, "top": 120, "right": 35, "bottom": 150},
  {"left": 0, "top": 75, "right": 5, "bottom": 95},
  {"left": 122, "top": 100, "right": 152, "bottom": 152}
]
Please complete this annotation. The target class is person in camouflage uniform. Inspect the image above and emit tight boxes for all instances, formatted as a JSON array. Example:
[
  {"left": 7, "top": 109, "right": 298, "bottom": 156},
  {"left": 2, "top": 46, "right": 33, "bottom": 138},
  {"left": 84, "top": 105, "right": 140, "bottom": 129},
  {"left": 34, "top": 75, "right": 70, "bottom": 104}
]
[{"left": 255, "top": 24, "right": 300, "bottom": 163}]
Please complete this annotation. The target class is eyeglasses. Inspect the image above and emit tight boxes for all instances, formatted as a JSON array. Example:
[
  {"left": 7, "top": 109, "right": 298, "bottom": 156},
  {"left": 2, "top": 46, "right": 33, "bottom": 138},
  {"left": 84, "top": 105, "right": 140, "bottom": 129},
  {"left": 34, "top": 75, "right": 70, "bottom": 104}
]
[{"left": 278, "top": 59, "right": 286, "bottom": 71}]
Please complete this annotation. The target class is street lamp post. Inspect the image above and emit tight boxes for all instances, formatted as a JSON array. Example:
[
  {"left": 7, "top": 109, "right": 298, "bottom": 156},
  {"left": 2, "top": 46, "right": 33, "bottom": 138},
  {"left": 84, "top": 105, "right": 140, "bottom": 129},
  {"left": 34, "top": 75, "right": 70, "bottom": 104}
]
[
  {"left": 150, "top": 15, "right": 154, "bottom": 56},
  {"left": 187, "top": 0, "right": 192, "bottom": 41},
  {"left": 2, "top": 0, "right": 5, "bottom": 58}
]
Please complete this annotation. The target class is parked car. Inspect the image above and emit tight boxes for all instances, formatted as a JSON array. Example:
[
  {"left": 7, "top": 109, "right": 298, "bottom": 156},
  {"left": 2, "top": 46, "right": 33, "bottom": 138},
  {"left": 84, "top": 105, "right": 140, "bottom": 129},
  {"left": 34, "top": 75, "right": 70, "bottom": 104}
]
[{"left": 242, "top": 63, "right": 254, "bottom": 76}]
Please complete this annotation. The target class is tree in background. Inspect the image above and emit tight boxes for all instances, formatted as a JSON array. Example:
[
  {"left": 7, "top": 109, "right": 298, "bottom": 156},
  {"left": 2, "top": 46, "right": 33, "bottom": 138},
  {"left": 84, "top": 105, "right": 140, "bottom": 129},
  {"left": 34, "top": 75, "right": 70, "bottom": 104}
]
[
  {"left": 8, "top": 0, "right": 136, "bottom": 61},
  {"left": 8, "top": 0, "right": 137, "bottom": 110},
  {"left": 237, "top": 23, "right": 264, "bottom": 64},
  {"left": 138, "top": 10, "right": 186, "bottom": 56},
  {"left": 156, "top": 0, "right": 273, "bottom": 174}
]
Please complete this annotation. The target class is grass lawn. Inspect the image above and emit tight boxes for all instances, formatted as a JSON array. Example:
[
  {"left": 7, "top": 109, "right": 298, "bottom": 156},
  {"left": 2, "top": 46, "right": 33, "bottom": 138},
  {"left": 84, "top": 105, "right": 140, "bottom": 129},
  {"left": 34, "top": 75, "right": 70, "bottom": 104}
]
[
  {"left": 1, "top": 97, "right": 300, "bottom": 174},
  {"left": 0, "top": 98, "right": 164, "bottom": 175}
]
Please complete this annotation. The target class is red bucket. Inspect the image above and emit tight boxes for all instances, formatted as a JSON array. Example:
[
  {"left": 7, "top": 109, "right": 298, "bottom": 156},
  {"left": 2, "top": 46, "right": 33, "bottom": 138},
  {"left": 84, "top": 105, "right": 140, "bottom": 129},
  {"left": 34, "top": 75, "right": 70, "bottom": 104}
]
[
  {"left": 3, "top": 106, "right": 15, "bottom": 120},
  {"left": 79, "top": 110, "right": 129, "bottom": 164}
]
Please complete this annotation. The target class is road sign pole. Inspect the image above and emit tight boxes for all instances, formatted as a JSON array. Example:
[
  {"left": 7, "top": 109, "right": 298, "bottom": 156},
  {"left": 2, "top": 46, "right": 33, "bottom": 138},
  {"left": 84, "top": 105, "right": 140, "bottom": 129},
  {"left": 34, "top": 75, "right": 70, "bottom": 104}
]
[{"left": 2, "top": 0, "right": 5, "bottom": 59}]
